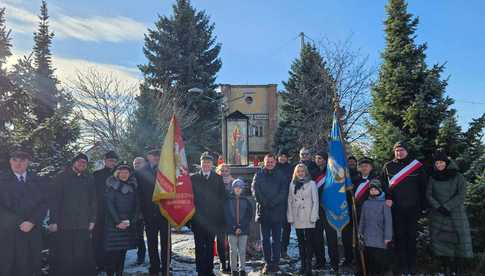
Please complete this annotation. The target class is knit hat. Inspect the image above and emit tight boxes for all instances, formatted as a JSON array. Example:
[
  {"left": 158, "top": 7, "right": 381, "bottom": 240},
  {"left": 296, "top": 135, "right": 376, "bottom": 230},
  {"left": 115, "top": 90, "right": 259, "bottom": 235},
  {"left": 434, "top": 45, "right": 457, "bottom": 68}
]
[
  {"left": 433, "top": 151, "right": 450, "bottom": 164},
  {"left": 72, "top": 153, "right": 89, "bottom": 163},
  {"left": 393, "top": 141, "right": 408, "bottom": 151},
  {"left": 369, "top": 179, "right": 382, "bottom": 193},
  {"left": 104, "top": 150, "right": 119, "bottom": 160},
  {"left": 315, "top": 150, "right": 328, "bottom": 160},
  {"left": 277, "top": 149, "right": 289, "bottom": 157},
  {"left": 200, "top": 151, "right": 214, "bottom": 162},
  {"left": 358, "top": 157, "right": 373, "bottom": 166},
  {"left": 232, "top": 178, "right": 246, "bottom": 189}
]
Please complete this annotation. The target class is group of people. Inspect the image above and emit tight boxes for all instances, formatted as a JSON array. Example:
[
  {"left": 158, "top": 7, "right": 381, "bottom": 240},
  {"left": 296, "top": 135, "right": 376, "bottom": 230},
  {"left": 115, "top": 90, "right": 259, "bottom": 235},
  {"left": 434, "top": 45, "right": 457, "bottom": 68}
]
[{"left": 0, "top": 140, "right": 474, "bottom": 276}]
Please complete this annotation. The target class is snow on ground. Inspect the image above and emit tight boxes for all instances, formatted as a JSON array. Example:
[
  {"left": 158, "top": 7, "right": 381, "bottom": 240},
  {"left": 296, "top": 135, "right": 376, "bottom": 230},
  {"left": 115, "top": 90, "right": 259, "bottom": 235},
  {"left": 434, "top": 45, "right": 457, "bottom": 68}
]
[{"left": 121, "top": 227, "right": 355, "bottom": 276}]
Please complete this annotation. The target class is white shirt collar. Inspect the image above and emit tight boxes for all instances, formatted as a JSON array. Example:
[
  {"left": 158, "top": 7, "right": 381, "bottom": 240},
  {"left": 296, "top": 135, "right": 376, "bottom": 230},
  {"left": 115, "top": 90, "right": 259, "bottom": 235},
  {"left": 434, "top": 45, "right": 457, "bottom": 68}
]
[{"left": 14, "top": 172, "right": 27, "bottom": 181}]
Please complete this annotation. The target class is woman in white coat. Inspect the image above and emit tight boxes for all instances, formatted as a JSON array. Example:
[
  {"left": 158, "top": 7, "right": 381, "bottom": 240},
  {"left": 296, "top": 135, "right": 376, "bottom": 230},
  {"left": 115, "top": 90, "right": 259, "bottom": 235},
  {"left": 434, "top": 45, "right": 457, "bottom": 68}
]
[{"left": 287, "top": 163, "right": 319, "bottom": 276}]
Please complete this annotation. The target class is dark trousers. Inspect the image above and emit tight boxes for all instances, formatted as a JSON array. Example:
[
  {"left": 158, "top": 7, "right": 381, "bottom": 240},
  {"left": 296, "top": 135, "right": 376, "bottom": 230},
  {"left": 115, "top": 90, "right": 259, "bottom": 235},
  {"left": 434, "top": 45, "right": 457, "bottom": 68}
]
[
  {"left": 393, "top": 206, "right": 418, "bottom": 274},
  {"left": 216, "top": 232, "right": 228, "bottom": 268},
  {"left": 281, "top": 222, "right": 291, "bottom": 253},
  {"left": 261, "top": 221, "right": 282, "bottom": 266},
  {"left": 145, "top": 217, "right": 170, "bottom": 275},
  {"left": 366, "top": 247, "right": 391, "bottom": 275},
  {"left": 93, "top": 222, "right": 106, "bottom": 270},
  {"left": 136, "top": 220, "right": 146, "bottom": 262},
  {"left": 0, "top": 227, "right": 42, "bottom": 276},
  {"left": 105, "top": 249, "right": 127, "bottom": 275},
  {"left": 323, "top": 215, "right": 354, "bottom": 268},
  {"left": 50, "top": 229, "right": 96, "bottom": 276},
  {"left": 296, "top": 228, "right": 314, "bottom": 272},
  {"left": 311, "top": 218, "right": 326, "bottom": 266},
  {"left": 193, "top": 222, "right": 216, "bottom": 275}
]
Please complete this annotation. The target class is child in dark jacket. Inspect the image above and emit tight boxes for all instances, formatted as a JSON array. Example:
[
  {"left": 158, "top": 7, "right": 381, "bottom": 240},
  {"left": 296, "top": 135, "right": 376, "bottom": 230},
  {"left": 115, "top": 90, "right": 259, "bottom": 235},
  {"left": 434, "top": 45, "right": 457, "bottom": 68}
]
[
  {"left": 224, "top": 179, "right": 254, "bottom": 276},
  {"left": 359, "top": 179, "right": 393, "bottom": 276}
]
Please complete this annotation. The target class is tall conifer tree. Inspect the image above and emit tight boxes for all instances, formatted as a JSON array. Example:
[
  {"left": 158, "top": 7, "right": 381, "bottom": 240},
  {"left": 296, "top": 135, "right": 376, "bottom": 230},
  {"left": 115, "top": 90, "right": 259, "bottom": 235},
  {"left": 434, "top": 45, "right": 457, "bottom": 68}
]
[
  {"left": 274, "top": 43, "right": 335, "bottom": 157},
  {"left": 369, "top": 0, "right": 452, "bottom": 163},
  {"left": 135, "top": 0, "right": 222, "bottom": 162}
]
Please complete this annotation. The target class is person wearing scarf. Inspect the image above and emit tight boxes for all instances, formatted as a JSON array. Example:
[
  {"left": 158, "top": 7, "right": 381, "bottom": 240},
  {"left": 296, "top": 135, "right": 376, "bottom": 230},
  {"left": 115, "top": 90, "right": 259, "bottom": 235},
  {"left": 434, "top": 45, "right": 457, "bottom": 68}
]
[
  {"left": 427, "top": 151, "right": 473, "bottom": 276},
  {"left": 287, "top": 164, "right": 319, "bottom": 276}
]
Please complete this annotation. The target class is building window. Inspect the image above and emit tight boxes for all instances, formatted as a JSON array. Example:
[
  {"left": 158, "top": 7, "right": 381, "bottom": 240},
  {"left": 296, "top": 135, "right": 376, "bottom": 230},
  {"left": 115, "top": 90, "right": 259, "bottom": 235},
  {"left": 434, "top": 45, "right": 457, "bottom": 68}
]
[
  {"left": 245, "top": 96, "right": 254, "bottom": 104},
  {"left": 249, "top": 125, "right": 263, "bottom": 137}
]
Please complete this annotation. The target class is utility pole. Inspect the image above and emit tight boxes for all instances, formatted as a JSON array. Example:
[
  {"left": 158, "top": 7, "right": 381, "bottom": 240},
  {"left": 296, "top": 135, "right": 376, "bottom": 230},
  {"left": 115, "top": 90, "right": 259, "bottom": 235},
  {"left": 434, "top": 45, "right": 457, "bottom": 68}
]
[{"left": 299, "top": 32, "right": 305, "bottom": 49}]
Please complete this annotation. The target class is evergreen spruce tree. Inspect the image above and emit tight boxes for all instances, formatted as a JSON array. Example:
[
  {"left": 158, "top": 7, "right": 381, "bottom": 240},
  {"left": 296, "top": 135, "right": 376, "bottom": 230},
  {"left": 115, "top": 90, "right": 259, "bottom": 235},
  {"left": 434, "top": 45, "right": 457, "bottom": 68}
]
[
  {"left": 461, "top": 113, "right": 485, "bottom": 181},
  {"left": 274, "top": 43, "right": 335, "bottom": 158},
  {"left": 0, "top": 7, "right": 22, "bottom": 168},
  {"left": 136, "top": 0, "right": 222, "bottom": 163},
  {"left": 32, "top": 0, "right": 58, "bottom": 122},
  {"left": 435, "top": 109, "right": 466, "bottom": 159},
  {"left": 5, "top": 2, "right": 79, "bottom": 172},
  {"left": 369, "top": 0, "right": 453, "bottom": 163}
]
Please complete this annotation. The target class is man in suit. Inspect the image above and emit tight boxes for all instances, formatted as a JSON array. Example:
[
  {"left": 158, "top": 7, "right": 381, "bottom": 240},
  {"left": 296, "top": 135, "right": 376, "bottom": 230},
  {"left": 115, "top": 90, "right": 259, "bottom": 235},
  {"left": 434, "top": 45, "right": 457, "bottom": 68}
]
[
  {"left": 136, "top": 149, "right": 170, "bottom": 276},
  {"left": 190, "top": 152, "right": 226, "bottom": 276},
  {"left": 0, "top": 150, "right": 48, "bottom": 276}
]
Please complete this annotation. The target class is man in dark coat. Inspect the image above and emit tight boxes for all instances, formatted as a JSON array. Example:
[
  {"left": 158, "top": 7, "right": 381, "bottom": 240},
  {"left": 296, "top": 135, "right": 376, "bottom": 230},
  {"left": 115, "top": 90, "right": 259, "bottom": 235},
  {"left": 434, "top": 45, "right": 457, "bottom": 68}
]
[
  {"left": 298, "top": 147, "right": 320, "bottom": 179},
  {"left": 310, "top": 150, "right": 327, "bottom": 270},
  {"left": 190, "top": 152, "right": 226, "bottom": 276},
  {"left": 0, "top": 150, "right": 48, "bottom": 276},
  {"left": 136, "top": 149, "right": 170, "bottom": 276},
  {"left": 252, "top": 154, "right": 288, "bottom": 274},
  {"left": 93, "top": 150, "right": 118, "bottom": 272},
  {"left": 381, "top": 141, "right": 427, "bottom": 275},
  {"left": 275, "top": 150, "right": 293, "bottom": 259},
  {"left": 48, "top": 153, "right": 97, "bottom": 276},
  {"left": 132, "top": 156, "right": 147, "bottom": 265}
]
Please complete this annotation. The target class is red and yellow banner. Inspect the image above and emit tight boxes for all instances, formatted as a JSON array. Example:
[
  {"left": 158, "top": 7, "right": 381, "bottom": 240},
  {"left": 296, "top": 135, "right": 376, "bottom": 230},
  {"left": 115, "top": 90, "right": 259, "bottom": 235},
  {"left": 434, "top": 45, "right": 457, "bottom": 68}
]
[{"left": 152, "top": 116, "right": 195, "bottom": 229}]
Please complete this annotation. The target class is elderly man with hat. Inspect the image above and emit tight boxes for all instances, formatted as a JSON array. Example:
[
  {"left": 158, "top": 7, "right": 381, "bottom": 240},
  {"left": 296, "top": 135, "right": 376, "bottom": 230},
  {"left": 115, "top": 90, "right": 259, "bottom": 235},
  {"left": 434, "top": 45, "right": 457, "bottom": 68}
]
[
  {"left": 0, "top": 150, "right": 48, "bottom": 276},
  {"left": 48, "top": 153, "right": 97, "bottom": 276},
  {"left": 190, "top": 152, "right": 226, "bottom": 276},
  {"left": 93, "top": 150, "right": 119, "bottom": 272},
  {"left": 135, "top": 149, "right": 171, "bottom": 276},
  {"left": 381, "top": 141, "right": 428, "bottom": 275}
]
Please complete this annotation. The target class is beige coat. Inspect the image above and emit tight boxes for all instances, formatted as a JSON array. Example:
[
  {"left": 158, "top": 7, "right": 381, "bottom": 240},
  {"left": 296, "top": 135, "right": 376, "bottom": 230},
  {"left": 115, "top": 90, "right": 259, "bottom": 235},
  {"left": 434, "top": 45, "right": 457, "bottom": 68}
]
[{"left": 287, "top": 180, "right": 319, "bottom": 229}]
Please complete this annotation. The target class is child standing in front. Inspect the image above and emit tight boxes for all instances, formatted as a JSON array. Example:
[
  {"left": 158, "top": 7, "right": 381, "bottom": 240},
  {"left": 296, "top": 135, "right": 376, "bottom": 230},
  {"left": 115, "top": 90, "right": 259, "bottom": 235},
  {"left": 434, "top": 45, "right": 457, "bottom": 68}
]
[
  {"left": 224, "top": 179, "right": 254, "bottom": 276},
  {"left": 359, "top": 179, "right": 393, "bottom": 276}
]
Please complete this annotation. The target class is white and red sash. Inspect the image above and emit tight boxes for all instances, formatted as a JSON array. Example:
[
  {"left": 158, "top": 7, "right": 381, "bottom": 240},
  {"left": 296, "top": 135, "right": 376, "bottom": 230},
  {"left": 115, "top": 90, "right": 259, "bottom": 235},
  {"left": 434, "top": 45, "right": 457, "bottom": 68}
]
[
  {"left": 388, "top": 159, "right": 423, "bottom": 190},
  {"left": 355, "top": 179, "right": 370, "bottom": 202},
  {"left": 315, "top": 173, "right": 326, "bottom": 188}
]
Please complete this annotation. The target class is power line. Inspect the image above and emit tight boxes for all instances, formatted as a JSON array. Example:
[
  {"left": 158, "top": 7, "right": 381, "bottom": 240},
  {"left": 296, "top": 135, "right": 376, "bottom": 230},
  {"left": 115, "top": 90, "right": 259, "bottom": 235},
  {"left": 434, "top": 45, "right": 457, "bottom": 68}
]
[{"left": 454, "top": 99, "right": 485, "bottom": 105}]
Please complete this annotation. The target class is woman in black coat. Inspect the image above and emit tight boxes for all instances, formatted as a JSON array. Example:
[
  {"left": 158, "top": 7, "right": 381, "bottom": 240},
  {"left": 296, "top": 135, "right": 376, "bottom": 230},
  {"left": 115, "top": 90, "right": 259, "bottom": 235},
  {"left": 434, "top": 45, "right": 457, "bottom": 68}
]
[{"left": 104, "top": 162, "right": 140, "bottom": 276}]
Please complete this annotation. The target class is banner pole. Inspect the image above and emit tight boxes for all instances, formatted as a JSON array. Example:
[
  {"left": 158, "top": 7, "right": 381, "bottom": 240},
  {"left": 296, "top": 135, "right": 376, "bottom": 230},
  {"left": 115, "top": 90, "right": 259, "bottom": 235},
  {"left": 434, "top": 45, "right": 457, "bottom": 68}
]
[
  {"left": 334, "top": 96, "right": 368, "bottom": 276},
  {"left": 164, "top": 222, "right": 171, "bottom": 276}
]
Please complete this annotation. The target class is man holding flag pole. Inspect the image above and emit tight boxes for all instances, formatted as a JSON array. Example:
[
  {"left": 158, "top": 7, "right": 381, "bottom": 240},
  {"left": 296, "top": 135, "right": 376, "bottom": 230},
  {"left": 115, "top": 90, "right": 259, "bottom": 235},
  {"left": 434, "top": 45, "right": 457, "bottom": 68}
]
[
  {"left": 321, "top": 110, "right": 367, "bottom": 275},
  {"left": 148, "top": 115, "right": 197, "bottom": 276}
]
